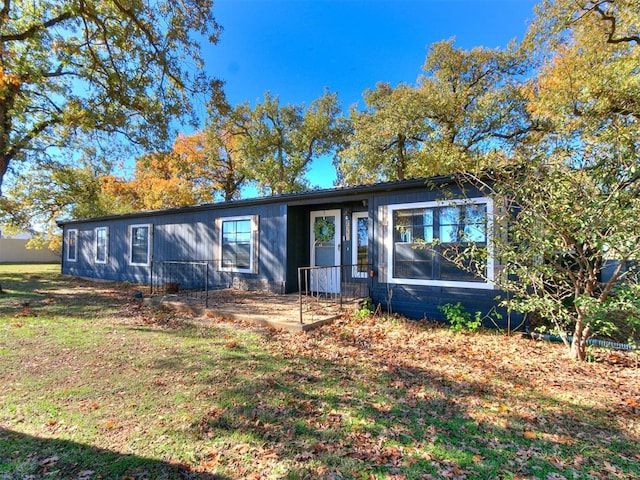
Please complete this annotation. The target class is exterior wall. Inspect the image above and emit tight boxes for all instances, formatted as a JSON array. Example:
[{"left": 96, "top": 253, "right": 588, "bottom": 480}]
[
  {"left": 61, "top": 203, "right": 288, "bottom": 292},
  {"left": 365, "top": 183, "right": 518, "bottom": 329},
  {"left": 0, "top": 238, "right": 60, "bottom": 264},
  {"left": 285, "top": 206, "right": 310, "bottom": 292},
  {"left": 59, "top": 178, "right": 521, "bottom": 329}
]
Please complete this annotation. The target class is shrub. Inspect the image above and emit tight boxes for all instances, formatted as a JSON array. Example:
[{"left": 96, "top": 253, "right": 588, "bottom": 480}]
[{"left": 439, "top": 302, "right": 482, "bottom": 333}]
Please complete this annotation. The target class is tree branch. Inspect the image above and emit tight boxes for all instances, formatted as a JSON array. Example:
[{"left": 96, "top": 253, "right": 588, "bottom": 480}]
[
  {"left": 591, "top": 1, "right": 640, "bottom": 45},
  {"left": 0, "top": 10, "right": 73, "bottom": 42}
]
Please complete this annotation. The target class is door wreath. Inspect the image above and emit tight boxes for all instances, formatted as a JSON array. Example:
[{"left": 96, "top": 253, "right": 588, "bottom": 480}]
[{"left": 314, "top": 218, "right": 335, "bottom": 242}]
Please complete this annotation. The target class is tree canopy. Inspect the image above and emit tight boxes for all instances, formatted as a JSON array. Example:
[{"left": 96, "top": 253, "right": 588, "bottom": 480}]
[
  {"left": 454, "top": 0, "right": 640, "bottom": 361},
  {"left": 235, "top": 91, "right": 347, "bottom": 195},
  {"left": 336, "top": 40, "right": 533, "bottom": 184},
  {"left": 0, "top": 0, "right": 222, "bottom": 195}
]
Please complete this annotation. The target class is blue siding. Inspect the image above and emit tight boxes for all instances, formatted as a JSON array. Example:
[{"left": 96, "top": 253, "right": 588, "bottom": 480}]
[
  {"left": 60, "top": 178, "right": 522, "bottom": 329},
  {"left": 61, "top": 203, "right": 288, "bottom": 290},
  {"left": 365, "top": 183, "right": 521, "bottom": 330}
]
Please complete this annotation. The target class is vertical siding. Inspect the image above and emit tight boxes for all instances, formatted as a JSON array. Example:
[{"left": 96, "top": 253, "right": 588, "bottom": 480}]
[
  {"left": 61, "top": 202, "right": 288, "bottom": 290},
  {"left": 58, "top": 180, "right": 522, "bottom": 329},
  {"left": 285, "top": 206, "right": 309, "bottom": 292},
  {"left": 367, "top": 183, "right": 521, "bottom": 330}
]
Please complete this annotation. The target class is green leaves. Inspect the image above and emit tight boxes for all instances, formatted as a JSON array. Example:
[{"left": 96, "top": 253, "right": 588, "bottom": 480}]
[
  {"left": 0, "top": 0, "right": 221, "bottom": 194},
  {"left": 231, "top": 91, "right": 347, "bottom": 195},
  {"left": 336, "top": 40, "right": 533, "bottom": 185}
]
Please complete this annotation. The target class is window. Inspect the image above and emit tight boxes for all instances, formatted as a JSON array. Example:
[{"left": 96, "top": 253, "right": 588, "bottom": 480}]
[
  {"left": 387, "top": 198, "right": 494, "bottom": 289},
  {"left": 219, "top": 215, "right": 258, "bottom": 273},
  {"left": 129, "top": 224, "right": 151, "bottom": 266},
  {"left": 95, "top": 227, "right": 108, "bottom": 264},
  {"left": 352, "top": 212, "right": 369, "bottom": 278},
  {"left": 67, "top": 229, "right": 78, "bottom": 262}
]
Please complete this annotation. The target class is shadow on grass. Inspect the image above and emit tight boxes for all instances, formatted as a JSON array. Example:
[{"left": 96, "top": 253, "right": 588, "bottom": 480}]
[
  {"left": 145, "top": 328, "right": 639, "bottom": 479},
  {"left": 0, "top": 268, "right": 142, "bottom": 318},
  {"left": 2, "top": 269, "right": 638, "bottom": 478},
  {"left": 0, "top": 428, "right": 229, "bottom": 480}
]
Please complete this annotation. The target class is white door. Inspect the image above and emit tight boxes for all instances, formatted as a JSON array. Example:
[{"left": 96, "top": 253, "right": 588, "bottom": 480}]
[{"left": 310, "top": 210, "right": 341, "bottom": 294}]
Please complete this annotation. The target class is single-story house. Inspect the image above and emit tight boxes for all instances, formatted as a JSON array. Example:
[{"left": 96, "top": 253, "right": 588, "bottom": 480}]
[{"left": 57, "top": 176, "right": 518, "bottom": 326}]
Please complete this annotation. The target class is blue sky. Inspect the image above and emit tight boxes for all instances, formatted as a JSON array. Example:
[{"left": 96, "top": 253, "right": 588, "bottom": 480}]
[{"left": 202, "top": 0, "right": 539, "bottom": 189}]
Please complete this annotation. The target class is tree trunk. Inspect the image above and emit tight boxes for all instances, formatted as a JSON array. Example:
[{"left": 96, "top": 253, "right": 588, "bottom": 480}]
[
  {"left": 571, "top": 316, "right": 588, "bottom": 361},
  {"left": 0, "top": 154, "right": 8, "bottom": 195}
]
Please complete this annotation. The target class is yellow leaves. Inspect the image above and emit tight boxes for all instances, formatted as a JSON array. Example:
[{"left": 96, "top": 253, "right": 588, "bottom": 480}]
[
  {"left": 225, "top": 336, "right": 239, "bottom": 349},
  {"left": 173, "top": 132, "right": 206, "bottom": 159},
  {"left": 0, "top": 64, "right": 22, "bottom": 100},
  {"left": 102, "top": 420, "right": 116, "bottom": 430}
]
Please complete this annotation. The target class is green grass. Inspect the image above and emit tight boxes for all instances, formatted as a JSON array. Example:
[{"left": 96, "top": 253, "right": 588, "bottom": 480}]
[{"left": 1, "top": 264, "right": 639, "bottom": 479}]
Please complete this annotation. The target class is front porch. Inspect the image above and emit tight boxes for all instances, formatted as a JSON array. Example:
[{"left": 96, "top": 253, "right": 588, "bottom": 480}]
[
  {"left": 149, "top": 264, "right": 371, "bottom": 332},
  {"left": 147, "top": 288, "right": 358, "bottom": 332}
]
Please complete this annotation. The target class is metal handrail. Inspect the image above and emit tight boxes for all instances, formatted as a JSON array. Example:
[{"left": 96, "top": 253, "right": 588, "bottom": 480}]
[{"left": 298, "top": 263, "right": 372, "bottom": 323}]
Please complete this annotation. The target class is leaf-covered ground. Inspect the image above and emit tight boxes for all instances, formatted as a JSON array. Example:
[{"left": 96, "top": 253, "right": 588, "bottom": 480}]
[{"left": 0, "top": 266, "right": 638, "bottom": 479}]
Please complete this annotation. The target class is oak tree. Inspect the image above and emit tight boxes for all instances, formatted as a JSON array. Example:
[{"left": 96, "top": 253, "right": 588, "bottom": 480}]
[
  {"left": 0, "top": 0, "right": 222, "bottom": 195},
  {"left": 237, "top": 91, "right": 347, "bottom": 195},
  {"left": 337, "top": 40, "right": 532, "bottom": 184},
  {"left": 457, "top": 0, "right": 640, "bottom": 361}
]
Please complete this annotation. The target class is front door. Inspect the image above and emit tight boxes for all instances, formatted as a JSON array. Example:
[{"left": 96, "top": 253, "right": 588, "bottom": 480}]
[{"left": 310, "top": 210, "right": 341, "bottom": 294}]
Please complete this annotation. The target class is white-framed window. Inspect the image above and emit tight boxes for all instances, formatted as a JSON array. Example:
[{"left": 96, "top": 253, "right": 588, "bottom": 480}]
[
  {"left": 95, "top": 227, "right": 108, "bottom": 264},
  {"left": 352, "top": 211, "right": 369, "bottom": 278},
  {"left": 66, "top": 229, "right": 78, "bottom": 262},
  {"left": 129, "top": 224, "right": 151, "bottom": 266},
  {"left": 218, "top": 215, "right": 258, "bottom": 273},
  {"left": 387, "top": 198, "right": 494, "bottom": 289}
]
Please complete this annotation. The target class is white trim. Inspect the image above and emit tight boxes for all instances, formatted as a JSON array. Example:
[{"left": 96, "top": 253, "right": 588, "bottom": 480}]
[
  {"left": 352, "top": 211, "right": 369, "bottom": 278},
  {"left": 66, "top": 229, "right": 78, "bottom": 262},
  {"left": 129, "top": 224, "right": 152, "bottom": 266},
  {"left": 310, "top": 209, "right": 342, "bottom": 294},
  {"left": 310, "top": 210, "right": 342, "bottom": 266},
  {"left": 94, "top": 226, "right": 109, "bottom": 264},
  {"left": 218, "top": 215, "right": 258, "bottom": 274},
  {"left": 386, "top": 197, "right": 495, "bottom": 289}
]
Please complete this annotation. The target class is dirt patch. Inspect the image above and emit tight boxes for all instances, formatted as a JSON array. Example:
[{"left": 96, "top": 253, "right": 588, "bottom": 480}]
[{"left": 155, "top": 288, "right": 345, "bottom": 331}]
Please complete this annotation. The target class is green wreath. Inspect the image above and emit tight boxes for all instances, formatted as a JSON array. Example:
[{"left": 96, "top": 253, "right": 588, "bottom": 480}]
[{"left": 314, "top": 218, "right": 335, "bottom": 242}]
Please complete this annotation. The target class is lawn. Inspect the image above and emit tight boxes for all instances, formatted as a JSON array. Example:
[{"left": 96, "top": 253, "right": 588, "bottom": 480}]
[{"left": 0, "top": 265, "right": 638, "bottom": 479}]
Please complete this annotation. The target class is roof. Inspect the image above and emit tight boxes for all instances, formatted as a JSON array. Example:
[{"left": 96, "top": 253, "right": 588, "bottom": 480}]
[{"left": 57, "top": 176, "right": 456, "bottom": 227}]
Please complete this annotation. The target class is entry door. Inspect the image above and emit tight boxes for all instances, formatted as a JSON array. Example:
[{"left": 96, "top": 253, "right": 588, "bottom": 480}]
[{"left": 310, "top": 210, "right": 341, "bottom": 294}]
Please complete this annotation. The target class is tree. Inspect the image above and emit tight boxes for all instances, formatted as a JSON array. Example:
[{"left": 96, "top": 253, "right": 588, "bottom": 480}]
[
  {"left": 237, "top": 91, "right": 347, "bottom": 195},
  {"left": 454, "top": 0, "right": 640, "bottom": 361},
  {"left": 107, "top": 150, "right": 209, "bottom": 211},
  {"left": 0, "top": 0, "right": 222, "bottom": 195},
  {"left": 417, "top": 40, "right": 532, "bottom": 172},
  {"left": 337, "top": 82, "right": 430, "bottom": 184},
  {"left": 97, "top": 125, "right": 249, "bottom": 211},
  {"left": 200, "top": 110, "right": 250, "bottom": 202},
  {"left": 337, "top": 40, "right": 533, "bottom": 185},
  {"left": 0, "top": 159, "right": 115, "bottom": 250}
]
